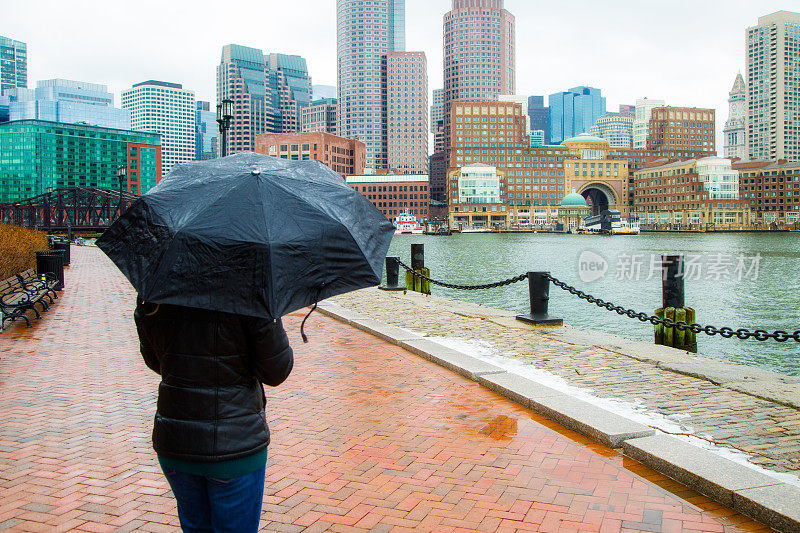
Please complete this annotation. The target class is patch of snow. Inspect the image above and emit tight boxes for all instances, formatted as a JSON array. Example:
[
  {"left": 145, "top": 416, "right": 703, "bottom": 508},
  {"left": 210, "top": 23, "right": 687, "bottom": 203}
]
[{"left": 427, "top": 335, "right": 800, "bottom": 489}]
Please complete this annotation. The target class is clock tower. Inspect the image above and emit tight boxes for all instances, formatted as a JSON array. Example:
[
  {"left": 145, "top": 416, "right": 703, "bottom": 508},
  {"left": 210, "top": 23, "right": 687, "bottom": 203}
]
[{"left": 723, "top": 72, "right": 747, "bottom": 161}]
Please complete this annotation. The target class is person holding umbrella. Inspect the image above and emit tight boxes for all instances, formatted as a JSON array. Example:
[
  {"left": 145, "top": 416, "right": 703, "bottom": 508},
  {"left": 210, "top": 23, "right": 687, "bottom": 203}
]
[
  {"left": 98, "top": 153, "right": 394, "bottom": 532},
  {"left": 133, "top": 298, "right": 293, "bottom": 531}
]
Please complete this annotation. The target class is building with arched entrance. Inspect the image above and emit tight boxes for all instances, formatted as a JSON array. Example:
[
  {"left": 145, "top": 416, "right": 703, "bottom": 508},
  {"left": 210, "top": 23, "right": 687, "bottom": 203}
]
[
  {"left": 445, "top": 101, "right": 714, "bottom": 228},
  {"left": 561, "top": 134, "right": 629, "bottom": 217}
]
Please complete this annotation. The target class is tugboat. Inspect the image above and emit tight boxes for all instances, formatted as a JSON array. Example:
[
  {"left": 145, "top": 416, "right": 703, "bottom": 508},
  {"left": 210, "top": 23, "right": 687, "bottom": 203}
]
[{"left": 394, "top": 212, "right": 424, "bottom": 234}]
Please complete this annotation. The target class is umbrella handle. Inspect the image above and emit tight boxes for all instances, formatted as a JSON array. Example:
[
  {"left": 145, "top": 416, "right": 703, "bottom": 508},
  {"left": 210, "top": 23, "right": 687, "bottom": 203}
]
[
  {"left": 300, "top": 285, "right": 324, "bottom": 343},
  {"left": 300, "top": 301, "right": 317, "bottom": 343}
]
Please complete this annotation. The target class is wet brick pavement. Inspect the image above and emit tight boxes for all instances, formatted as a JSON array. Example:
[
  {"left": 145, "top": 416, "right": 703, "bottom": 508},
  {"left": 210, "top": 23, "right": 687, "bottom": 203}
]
[
  {"left": 0, "top": 247, "right": 771, "bottom": 531},
  {"left": 329, "top": 289, "right": 800, "bottom": 479}
]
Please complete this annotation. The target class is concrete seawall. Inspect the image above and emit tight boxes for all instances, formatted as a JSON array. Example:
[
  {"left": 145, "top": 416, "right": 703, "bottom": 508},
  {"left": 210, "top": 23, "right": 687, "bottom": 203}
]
[{"left": 320, "top": 287, "right": 800, "bottom": 531}]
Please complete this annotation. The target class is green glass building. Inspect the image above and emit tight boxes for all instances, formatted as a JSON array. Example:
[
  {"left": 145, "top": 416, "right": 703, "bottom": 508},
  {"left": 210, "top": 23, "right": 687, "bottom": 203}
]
[{"left": 0, "top": 120, "right": 161, "bottom": 203}]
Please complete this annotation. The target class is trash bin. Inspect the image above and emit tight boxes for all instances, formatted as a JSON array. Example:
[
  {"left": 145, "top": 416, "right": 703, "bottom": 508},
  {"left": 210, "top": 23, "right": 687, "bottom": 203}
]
[
  {"left": 35, "top": 250, "right": 65, "bottom": 291},
  {"left": 52, "top": 240, "right": 71, "bottom": 265}
]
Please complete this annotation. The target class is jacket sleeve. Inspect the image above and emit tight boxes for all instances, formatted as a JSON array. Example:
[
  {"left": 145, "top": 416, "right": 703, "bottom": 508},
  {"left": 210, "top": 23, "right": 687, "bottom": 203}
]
[
  {"left": 243, "top": 317, "right": 294, "bottom": 387},
  {"left": 134, "top": 301, "right": 161, "bottom": 375}
]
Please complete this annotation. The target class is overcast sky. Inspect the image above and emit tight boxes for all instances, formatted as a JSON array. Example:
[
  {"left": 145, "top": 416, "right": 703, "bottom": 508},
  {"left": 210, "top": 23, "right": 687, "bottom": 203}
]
[{"left": 4, "top": 1, "right": 793, "bottom": 147}]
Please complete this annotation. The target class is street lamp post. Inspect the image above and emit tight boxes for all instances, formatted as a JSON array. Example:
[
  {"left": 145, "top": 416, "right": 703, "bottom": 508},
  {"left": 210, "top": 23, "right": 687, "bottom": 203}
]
[
  {"left": 45, "top": 187, "right": 53, "bottom": 231},
  {"left": 116, "top": 165, "right": 126, "bottom": 219},
  {"left": 216, "top": 99, "right": 234, "bottom": 157}
]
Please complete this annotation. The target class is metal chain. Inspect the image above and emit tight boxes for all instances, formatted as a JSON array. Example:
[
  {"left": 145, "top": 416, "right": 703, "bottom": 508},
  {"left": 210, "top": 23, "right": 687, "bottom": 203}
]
[
  {"left": 393, "top": 261, "right": 799, "bottom": 343},
  {"left": 545, "top": 274, "right": 800, "bottom": 343},
  {"left": 396, "top": 259, "right": 527, "bottom": 290}
]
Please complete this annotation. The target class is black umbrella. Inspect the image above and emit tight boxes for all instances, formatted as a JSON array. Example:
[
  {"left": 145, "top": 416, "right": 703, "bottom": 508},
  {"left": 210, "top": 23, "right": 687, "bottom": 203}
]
[{"left": 98, "top": 152, "right": 394, "bottom": 330}]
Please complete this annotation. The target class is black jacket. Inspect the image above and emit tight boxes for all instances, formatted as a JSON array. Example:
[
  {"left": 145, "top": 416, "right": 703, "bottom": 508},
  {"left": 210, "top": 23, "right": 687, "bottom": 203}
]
[{"left": 134, "top": 300, "right": 293, "bottom": 462}]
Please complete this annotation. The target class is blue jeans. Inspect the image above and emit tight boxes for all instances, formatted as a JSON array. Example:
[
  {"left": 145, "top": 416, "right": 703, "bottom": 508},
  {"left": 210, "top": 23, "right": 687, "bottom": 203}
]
[{"left": 162, "top": 465, "right": 266, "bottom": 532}]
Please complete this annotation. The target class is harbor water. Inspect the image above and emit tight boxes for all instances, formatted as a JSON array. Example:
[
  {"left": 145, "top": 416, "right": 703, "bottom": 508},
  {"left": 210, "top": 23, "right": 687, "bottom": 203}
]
[{"left": 387, "top": 232, "right": 800, "bottom": 376}]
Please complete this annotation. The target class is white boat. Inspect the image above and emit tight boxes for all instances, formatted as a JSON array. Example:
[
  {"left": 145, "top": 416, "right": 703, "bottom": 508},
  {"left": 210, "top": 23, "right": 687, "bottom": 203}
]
[
  {"left": 460, "top": 227, "right": 492, "bottom": 233},
  {"left": 394, "top": 212, "right": 424, "bottom": 234},
  {"left": 580, "top": 210, "right": 640, "bottom": 235}
]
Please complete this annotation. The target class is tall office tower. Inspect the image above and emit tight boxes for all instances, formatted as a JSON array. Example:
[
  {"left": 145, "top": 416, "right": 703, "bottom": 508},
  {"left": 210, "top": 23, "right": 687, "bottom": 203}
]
[
  {"left": 431, "top": 88, "right": 445, "bottom": 153},
  {"left": 724, "top": 73, "right": 747, "bottom": 161},
  {"left": 387, "top": 52, "right": 428, "bottom": 173},
  {"left": 195, "top": 101, "right": 217, "bottom": 160},
  {"left": 590, "top": 112, "right": 634, "bottom": 148},
  {"left": 646, "top": 106, "right": 716, "bottom": 154},
  {"left": 217, "top": 45, "right": 311, "bottom": 154},
  {"left": 633, "top": 97, "right": 665, "bottom": 149},
  {"left": 217, "top": 45, "right": 269, "bottom": 154},
  {"left": 0, "top": 36, "right": 27, "bottom": 93},
  {"left": 528, "top": 96, "right": 549, "bottom": 145},
  {"left": 302, "top": 98, "right": 337, "bottom": 133},
  {"left": 337, "top": 0, "right": 406, "bottom": 172},
  {"left": 548, "top": 86, "right": 606, "bottom": 144},
  {"left": 443, "top": 0, "right": 515, "bottom": 150},
  {"left": 9, "top": 79, "right": 131, "bottom": 129},
  {"left": 267, "top": 53, "right": 312, "bottom": 133},
  {"left": 122, "top": 80, "right": 196, "bottom": 176},
  {"left": 747, "top": 11, "right": 800, "bottom": 162}
]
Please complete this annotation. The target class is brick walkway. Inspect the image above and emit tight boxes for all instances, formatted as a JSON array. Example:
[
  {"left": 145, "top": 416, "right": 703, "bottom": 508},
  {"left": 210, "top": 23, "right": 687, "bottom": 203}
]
[
  {"left": 0, "top": 247, "right": 768, "bottom": 532},
  {"left": 329, "top": 290, "right": 800, "bottom": 478}
]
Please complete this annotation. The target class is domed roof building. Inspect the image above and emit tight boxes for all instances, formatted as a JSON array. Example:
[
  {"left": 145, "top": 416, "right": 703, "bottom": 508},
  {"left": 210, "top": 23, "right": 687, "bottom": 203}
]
[
  {"left": 558, "top": 190, "right": 590, "bottom": 231},
  {"left": 560, "top": 191, "right": 587, "bottom": 206}
]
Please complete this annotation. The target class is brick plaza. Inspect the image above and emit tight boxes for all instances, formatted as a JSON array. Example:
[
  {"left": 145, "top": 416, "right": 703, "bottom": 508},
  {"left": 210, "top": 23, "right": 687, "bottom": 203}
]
[{"left": 0, "top": 247, "right": 769, "bottom": 532}]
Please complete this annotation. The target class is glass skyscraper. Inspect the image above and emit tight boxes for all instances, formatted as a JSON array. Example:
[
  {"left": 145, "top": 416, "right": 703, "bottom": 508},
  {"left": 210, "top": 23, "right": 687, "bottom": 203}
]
[
  {"left": 548, "top": 86, "right": 606, "bottom": 144},
  {"left": 195, "top": 101, "right": 217, "bottom": 160},
  {"left": 8, "top": 79, "right": 131, "bottom": 130},
  {"left": 0, "top": 120, "right": 160, "bottom": 203},
  {"left": 267, "top": 53, "right": 312, "bottom": 133},
  {"left": 528, "top": 96, "right": 549, "bottom": 146},
  {"left": 217, "top": 45, "right": 311, "bottom": 154},
  {"left": 0, "top": 36, "right": 27, "bottom": 93},
  {"left": 336, "top": 0, "right": 406, "bottom": 172}
]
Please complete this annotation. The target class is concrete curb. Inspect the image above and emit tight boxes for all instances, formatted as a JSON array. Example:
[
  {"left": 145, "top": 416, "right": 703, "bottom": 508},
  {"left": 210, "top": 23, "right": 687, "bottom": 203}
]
[
  {"left": 623, "top": 435, "right": 800, "bottom": 531},
  {"left": 315, "top": 300, "right": 799, "bottom": 532},
  {"left": 400, "top": 338, "right": 506, "bottom": 381},
  {"left": 477, "top": 373, "right": 654, "bottom": 448}
]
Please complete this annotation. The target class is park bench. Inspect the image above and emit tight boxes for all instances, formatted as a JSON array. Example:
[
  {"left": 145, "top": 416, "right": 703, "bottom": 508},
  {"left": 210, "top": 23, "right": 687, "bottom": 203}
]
[{"left": 0, "top": 268, "right": 59, "bottom": 329}]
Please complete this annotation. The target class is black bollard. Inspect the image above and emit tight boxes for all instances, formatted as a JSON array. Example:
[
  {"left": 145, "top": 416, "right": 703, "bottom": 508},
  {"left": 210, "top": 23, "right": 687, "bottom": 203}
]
[
  {"left": 407, "top": 243, "right": 430, "bottom": 294},
  {"left": 379, "top": 256, "right": 406, "bottom": 291},
  {"left": 516, "top": 272, "right": 563, "bottom": 325},
  {"left": 655, "top": 254, "right": 697, "bottom": 352},
  {"left": 411, "top": 244, "right": 424, "bottom": 270},
  {"left": 661, "top": 254, "right": 684, "bottom": 308}
]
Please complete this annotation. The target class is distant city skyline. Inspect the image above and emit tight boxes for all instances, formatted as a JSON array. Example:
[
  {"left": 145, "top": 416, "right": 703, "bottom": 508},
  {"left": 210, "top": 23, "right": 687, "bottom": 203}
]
[{"left": 2, "top": 0, "right": 794, "bottom": 151}]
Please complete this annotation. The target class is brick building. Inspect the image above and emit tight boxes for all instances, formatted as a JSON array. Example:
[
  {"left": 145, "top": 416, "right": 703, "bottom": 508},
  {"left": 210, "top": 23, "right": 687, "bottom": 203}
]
[
  {"left": 734, "top": 160, "right": 800, "bottom": 225},
  {"left": 255, "top": 132, "right": 365, "bottom": 177},
  {"left": 446, "top": 101, "right": 713, "bottom": 228},
  {"left": 345, "top": 174, "right": 429, "bottom": 224},
  {"left": 646, "top": 106, "right": 716, "bottom": 154},
  {"left": 634, "top": 158, "right": 750, "bottom": 228}
]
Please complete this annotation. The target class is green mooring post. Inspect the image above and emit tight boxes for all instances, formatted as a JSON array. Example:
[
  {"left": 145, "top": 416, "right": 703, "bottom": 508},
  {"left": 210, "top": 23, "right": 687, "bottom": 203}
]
[
  {"left": 405, "top": 244, "right": 431, "bottom": 295},
  {"left": 654, "top": 254, "right": 697, "bottom": 353}
]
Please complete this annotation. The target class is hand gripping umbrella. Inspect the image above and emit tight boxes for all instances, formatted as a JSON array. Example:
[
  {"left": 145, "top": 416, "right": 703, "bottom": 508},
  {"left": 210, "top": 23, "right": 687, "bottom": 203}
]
[{"left": 98, "top": 153, "right": 395, "bottom": 338}]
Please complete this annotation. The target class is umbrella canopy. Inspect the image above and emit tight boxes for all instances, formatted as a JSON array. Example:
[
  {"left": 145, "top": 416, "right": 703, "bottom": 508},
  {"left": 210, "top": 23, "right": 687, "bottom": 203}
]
[{"left": 98, "top": 152, "right": 395, "bottom": 319}]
